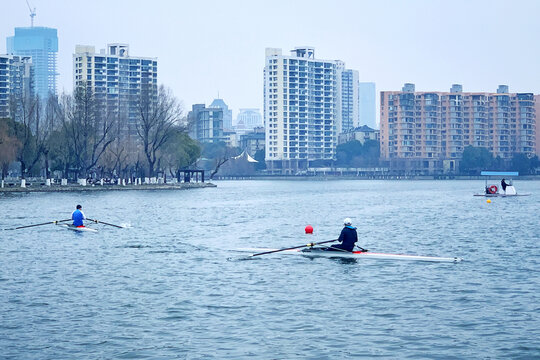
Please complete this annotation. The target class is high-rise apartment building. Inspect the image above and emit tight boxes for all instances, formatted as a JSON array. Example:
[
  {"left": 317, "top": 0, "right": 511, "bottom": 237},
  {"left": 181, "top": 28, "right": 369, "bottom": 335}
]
[
  {"left": 338, "top": 67, "right": 359, "bottom": 134},
  {"left": 209, "top": 99, "right": 233, "bottom": 131},
  {"left": 380, "top": 83, "right": 537, "bottom": 173},
  {"left": 0, "top": 54, "right": 34, "bottom": 119},
  {"left": 7, "top": 27, "right": 57, "bottom": 100},
  {"left": 359, "top": 82, "right": 376, "bottom": 128},
  {"left": 188, "top": 104, "right": 224, "bottom": 143},
  {"left": 73, "top": 44, "right": 157, "bottom": 132},
  {"left": 264, "top": 47, "right": 359, "bottom": 173},
  {"left": 535, "top": 95, "right": 540, "bottom": 157}
]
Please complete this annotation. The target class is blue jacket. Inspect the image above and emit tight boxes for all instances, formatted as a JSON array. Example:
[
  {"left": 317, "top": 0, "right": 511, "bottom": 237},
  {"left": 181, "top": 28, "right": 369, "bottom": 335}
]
[
  {"left": 337, "top": 226, "right": 358, "bottom": 251},
  {"left": 72, "top": 209, "right": 86, "bottom": 227}
]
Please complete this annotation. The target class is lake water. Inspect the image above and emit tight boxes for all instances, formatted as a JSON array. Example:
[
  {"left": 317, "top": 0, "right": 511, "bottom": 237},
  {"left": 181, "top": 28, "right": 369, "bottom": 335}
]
[{"left": 1, "top": 180, "right": 539, "bottom": 359}]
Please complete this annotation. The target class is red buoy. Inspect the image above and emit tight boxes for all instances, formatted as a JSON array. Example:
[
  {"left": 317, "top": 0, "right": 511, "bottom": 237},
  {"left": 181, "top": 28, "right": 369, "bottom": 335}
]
[{"left": 305, "top": 225, "right": 313, "bottom": 234}]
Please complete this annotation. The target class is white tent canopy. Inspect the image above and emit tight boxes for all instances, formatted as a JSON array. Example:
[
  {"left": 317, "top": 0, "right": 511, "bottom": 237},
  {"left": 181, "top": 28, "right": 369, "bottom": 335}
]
[{"left": 231, "top": 150, "right": 258, "bottom": 163}]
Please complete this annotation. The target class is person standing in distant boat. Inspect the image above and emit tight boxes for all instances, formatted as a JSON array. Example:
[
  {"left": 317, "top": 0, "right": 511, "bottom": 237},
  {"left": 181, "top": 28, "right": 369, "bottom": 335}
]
[
  {"left": 72, "top": 205, "right": 86, "bottom": 228},
  {"left": 501, "top": 178, "right": 509, "bottom": 192},
  {"left": 328, "top": 218, "right": 364, "bottom": 252}
]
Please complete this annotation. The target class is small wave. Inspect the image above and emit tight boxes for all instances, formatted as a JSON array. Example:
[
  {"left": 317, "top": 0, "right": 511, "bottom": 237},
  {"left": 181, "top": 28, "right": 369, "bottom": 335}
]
[
  {"left": 157, "top": 315, "right": 188, "bottom": 321},
  {"left": 118, "top": 244, "right": 151, "bottom": 249},
  {"left": 28, "top": 302, "right": 50, "bottom": 307}
]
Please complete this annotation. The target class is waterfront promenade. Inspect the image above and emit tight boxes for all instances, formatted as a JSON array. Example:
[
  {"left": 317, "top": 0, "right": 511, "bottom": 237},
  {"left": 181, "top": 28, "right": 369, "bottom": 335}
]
[{"left": 0, "top": 180, "right": 215, "bottom": 193}]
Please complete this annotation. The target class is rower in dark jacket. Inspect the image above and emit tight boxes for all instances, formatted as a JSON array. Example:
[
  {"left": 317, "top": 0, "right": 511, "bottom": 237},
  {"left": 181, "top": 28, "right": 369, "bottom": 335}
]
[
  {"left": 328, "top": 218, "right": 359, "bottom": 252},
  {"left": 501, "top": 178, "right": 509, "bottom": 192}
]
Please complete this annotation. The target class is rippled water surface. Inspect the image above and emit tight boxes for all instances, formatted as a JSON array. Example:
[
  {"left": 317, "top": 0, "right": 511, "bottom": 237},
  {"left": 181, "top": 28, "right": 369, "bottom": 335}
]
[{"left": 1, "top": 180, "right": 539, "bottom": 359}]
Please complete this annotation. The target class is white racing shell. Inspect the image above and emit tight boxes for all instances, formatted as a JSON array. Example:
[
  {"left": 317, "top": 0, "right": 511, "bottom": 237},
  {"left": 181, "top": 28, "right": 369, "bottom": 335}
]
[
  {"left": 60, "top": 224, "right": 98, "bottom": 233},
  {"left": 236, "top": 248, "right": 462, "bottom": 263}
]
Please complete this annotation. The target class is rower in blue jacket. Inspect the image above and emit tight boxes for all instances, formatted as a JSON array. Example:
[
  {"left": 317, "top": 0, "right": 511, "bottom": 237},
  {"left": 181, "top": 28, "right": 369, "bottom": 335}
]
[
  {"left": 328, "top": 218, "right": 360, "bottom": 252},
  {"left": 72, "top": 205, "right": 86, "bottom": 227}
]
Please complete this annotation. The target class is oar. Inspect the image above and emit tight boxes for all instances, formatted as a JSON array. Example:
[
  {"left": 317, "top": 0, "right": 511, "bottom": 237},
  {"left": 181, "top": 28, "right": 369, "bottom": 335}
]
[
  {"left": 249, "top": 239, "right": 339, "bottom": 257},
  {"left": 87, "top": 218, "right": 124, "bottom": 229},
  {"left": 311, "top": 243, "right": 369, "bottom": 253},
  {"left": 315, "top": 243, "right": 349, "bottom": 252},
  {"left": 356, "top": 245, "right": 369, "bottom": 252},
  {"left": 4, "top": 219, "right": 71, "bottom": 230}
]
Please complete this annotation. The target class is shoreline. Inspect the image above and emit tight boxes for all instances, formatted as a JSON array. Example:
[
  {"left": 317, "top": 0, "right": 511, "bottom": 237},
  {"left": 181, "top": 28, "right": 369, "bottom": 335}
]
[
  {"left": 2, "top": 175, "right": 539, "bottom": 192},
  {"left": 0, "top": 182, "right": 216, "bottom": 193},
  {"left": 213, "top": 175, "right": 540, "bottom": 181}
]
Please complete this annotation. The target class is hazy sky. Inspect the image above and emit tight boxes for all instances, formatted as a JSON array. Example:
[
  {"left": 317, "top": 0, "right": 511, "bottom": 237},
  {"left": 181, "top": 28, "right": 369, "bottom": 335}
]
[{"left": 1, "top": 0, "right": 539, "bottom": 122}]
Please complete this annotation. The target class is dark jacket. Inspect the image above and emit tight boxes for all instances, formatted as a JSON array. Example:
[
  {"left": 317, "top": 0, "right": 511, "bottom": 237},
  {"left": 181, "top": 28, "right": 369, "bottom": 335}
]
[{"left": 337, "top": 226, "right": 358, "bottom": 251}]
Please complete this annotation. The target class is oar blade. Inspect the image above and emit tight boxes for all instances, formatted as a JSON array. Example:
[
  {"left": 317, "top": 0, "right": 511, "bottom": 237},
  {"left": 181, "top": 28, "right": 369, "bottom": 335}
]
[{"left": 229, "top": 254, "right": 260, "bottom": 261}]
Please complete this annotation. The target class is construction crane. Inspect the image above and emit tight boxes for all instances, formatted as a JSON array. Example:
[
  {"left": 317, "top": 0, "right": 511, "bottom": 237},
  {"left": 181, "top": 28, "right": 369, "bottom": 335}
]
[{"left": 25, "top": 0, "right": 36, "bottom": 27}]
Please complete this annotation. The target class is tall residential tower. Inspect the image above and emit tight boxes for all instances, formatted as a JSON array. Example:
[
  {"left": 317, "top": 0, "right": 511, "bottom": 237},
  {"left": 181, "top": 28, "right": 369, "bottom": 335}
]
[
  {"left": 73, "top": 44, "right": 157, "bottom": 133},
  {"left": 0, "top": 55, "right": 34, "bottom": 119},
  {"left": 338, "top": 67, "right": 359, "bottom": 134},
  {"left": 263, "top": 47, "right": 359, "bottom": 173}
]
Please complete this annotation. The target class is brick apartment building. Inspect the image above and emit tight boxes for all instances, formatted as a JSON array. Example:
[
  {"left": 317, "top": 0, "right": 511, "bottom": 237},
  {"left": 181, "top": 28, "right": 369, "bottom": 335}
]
[{"left": 380, "top": 84, "right": 537, "bottom": 174}]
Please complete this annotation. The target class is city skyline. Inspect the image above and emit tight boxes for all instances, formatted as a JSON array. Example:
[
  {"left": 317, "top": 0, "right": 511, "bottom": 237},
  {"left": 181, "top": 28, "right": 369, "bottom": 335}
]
[{"left": 1, "top": 0, "right": 539, "bottom": 123}]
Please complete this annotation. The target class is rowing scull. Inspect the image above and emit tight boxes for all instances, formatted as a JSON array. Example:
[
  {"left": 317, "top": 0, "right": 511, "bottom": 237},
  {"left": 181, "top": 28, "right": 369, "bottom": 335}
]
[
  {"left": 58, "top": 224, "right": 98, "bottom": 233},
  {"left": 237, "top": 247, "right": 462, "bottom": 263}
]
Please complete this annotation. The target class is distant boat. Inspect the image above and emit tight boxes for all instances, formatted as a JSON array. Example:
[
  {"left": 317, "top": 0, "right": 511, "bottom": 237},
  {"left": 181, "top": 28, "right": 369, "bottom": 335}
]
[{"left": 473, "top": 171, "right": 530, "bottom": 197}]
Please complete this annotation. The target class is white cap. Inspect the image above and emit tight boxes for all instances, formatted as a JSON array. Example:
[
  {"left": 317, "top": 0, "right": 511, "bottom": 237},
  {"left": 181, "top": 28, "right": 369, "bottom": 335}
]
[{"left": 343, "top": 218, "right": 352, "bottom": 226}]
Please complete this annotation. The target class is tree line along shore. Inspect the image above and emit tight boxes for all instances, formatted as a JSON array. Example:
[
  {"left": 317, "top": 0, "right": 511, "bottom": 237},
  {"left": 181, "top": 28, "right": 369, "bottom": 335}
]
[{"left": 0, "top": 85, "right": 204, "bottom": 185}]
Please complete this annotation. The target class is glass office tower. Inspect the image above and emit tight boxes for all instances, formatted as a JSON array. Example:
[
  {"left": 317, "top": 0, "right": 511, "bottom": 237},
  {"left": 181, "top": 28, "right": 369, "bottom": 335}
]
[{"left": 7, "top": 27, "right": 58, "bottom": 100}]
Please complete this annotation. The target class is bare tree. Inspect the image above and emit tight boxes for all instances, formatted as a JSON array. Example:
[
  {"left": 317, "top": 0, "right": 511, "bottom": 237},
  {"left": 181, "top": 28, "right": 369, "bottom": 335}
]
[
  {"left": 136, "top": 85, "right": 183, "bottom": 177},
  {"left": 58, "top": 85, "right": 116, "bottom": 178},
  {"left": 41, "top": 94, "right": 62, "bottom": 179},
  {"left": 210, "top": 156, "right": 229, "bottom": 180},
  {"left": 0, "top": 118, "right": 21, "bottom": 180},
  {"left": 99, "top": 131, "right": 140, "bottom": 180},
  {"left": 99, "top": 107, "right": 131, "bottom": 179},
  {"left": 9, "top": 94, "right": 43, "bottom": 178},
  {"left": 201, "top": 142, "right": 240, "bottom": 180}
]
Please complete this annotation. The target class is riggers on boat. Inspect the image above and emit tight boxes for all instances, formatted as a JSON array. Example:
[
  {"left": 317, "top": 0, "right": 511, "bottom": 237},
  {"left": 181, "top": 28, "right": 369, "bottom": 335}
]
[
  {"left": 473, "top": 171, "right": 530, "bottom": 197},
  {"left": 237, "top": 247, "right": 462, "bottom": 263}
]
